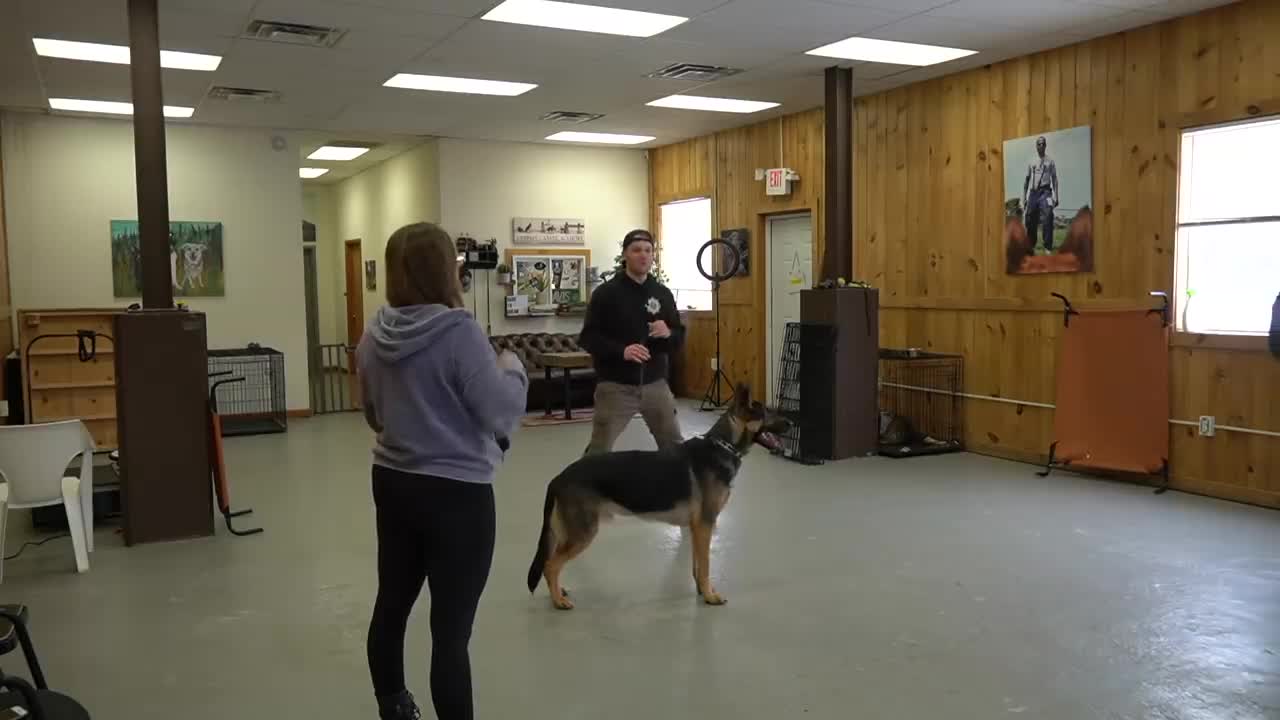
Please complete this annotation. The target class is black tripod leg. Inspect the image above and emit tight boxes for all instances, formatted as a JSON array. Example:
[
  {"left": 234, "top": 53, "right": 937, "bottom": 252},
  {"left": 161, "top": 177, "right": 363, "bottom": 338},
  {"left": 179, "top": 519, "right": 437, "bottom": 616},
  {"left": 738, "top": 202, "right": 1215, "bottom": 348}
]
[
  {"left": 1036, "top": 442, "right": 1057, "bottom": 477},
  {"left": 1153, "top": 459, "right": 1170, "bottom": 495}
]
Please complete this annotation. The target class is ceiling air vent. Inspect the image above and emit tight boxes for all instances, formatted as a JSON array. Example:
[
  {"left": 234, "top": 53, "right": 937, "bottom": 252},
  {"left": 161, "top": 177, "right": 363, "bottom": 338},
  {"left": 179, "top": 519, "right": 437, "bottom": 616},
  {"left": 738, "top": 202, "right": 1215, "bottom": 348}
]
[
  {"left": 646, "top": 63, "right": 743, "bottom": 82},
  {"left": 242, "top": 20, "right": 346, "bottom": 48},
  {"left": 208, "top": 86, "right": 282, "bottom": 103},
  {"left": 540, "top": 110, "right": 605, "bottom": 124}
]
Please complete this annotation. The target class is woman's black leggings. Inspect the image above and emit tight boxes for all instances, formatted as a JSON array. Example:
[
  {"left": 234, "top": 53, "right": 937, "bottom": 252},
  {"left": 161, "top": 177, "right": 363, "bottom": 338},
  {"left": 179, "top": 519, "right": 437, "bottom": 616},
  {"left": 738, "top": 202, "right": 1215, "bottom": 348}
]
[{"left": 367, "top": 465, "right": 496, "bottom": 720}]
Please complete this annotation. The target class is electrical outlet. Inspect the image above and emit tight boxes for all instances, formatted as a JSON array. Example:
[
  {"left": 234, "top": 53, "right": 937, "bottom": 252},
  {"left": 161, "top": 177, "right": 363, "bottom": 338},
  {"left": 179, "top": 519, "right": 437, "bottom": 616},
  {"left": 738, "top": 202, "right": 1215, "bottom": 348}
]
[
  {"left": 1198, "top": 415, "right": 1216, "bottom": 437},
  {"left": 710, "top": 357, "right": 719, "bottom": 370}
]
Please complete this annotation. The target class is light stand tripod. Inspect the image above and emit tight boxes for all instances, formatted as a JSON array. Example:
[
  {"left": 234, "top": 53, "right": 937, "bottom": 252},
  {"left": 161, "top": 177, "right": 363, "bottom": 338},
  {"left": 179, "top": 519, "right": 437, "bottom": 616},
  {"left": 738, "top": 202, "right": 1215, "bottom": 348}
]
[{"left": 697, "top": 238, "right": 740, "bottom": 411}]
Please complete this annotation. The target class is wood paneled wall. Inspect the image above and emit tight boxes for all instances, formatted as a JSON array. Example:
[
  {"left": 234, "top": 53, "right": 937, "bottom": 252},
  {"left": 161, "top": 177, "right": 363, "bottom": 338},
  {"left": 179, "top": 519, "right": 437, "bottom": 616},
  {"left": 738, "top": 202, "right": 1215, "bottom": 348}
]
[
  {"left": 855, "top": 0, "right": 1280, "bottom": 508},
  {"left": 0, "top": 113, "right": 11, "bottom": 400},
  {"left": 651, "top": 108, "right": 826, "bottom": 399}
]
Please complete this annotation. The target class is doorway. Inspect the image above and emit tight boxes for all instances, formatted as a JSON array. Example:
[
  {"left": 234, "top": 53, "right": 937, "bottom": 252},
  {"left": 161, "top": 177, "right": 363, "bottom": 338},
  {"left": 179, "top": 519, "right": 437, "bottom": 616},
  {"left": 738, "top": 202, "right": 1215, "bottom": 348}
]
[
  {"left": 343, "top": 240, "right": 364, "bottom": 406},
  {"left": 766, "top": 213, "right": 813, "bottom": 404},
  {"left": 344, "top": 240, "right": 364, "bottom": 349},
  {"left": 302, "top": 243, "right": 321, "bottom": 411}
]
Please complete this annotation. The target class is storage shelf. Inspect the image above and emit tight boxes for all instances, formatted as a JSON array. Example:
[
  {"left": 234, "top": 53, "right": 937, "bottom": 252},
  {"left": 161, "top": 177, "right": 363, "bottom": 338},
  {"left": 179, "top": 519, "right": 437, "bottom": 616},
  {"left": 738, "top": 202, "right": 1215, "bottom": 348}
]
[
  {"left": 33, "top": 412, "right": 117, "bottom": 422},
  {"left": 27, "top": 348, "right": 114, "bottom": 357},
  {"left": 30, "top": 381, "right": 117, "bottom": 391}
]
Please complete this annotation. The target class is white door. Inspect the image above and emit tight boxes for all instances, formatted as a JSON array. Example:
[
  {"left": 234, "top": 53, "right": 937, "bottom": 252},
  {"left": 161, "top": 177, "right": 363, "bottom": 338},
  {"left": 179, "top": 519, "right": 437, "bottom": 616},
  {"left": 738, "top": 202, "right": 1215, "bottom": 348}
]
[{"left": 766, "top": 214, "right": 813, "bottom": 405}]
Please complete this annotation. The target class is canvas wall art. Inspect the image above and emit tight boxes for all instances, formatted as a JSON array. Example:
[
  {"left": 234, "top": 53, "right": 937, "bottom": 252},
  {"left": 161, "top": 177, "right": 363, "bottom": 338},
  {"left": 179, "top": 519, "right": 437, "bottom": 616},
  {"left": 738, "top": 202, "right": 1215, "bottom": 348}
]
[
  {"left": 513, "top": 217, "right": 586, "bottom": 246},
  {"left": 1002, "top": 126, "right": 1094, "bottom": 275},
  {"left": 721, "top": 228, "right": 749, "bottom": 276},
  {"left": 111, "top": 220, "right": 225, "bottom": 297}
]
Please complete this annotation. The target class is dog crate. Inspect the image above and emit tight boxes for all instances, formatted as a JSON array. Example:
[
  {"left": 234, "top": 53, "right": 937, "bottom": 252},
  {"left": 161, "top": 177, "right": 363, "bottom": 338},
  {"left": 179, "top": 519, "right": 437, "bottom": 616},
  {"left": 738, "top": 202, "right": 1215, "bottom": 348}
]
[
  {"left": 877, "top": 349, "right": 964, "bottom": 458},
  {"left": 770, "top": 322, "right": 824, "bottom": 465},
  {"left": 207, "top": 346, "right": 287, "bottom": 436}
]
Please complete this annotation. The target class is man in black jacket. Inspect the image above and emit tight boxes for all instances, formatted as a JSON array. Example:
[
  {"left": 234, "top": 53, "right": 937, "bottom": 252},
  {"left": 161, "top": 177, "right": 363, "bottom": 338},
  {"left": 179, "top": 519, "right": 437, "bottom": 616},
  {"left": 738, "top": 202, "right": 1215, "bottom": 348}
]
[{"left": 579, "top": 229, "right": 686, "bottom": 454}]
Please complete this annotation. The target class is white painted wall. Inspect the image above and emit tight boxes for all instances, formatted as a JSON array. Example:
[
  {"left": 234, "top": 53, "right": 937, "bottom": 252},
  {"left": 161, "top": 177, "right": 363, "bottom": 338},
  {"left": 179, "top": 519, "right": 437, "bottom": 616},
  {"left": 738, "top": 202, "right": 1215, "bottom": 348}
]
[
  {"left": 1, "top": 112, "right": 310, "bottom": 410},
  {"left": 438, "top": 138, "right": 649, "bottom": 337},
  {"left": 331, "top": 140, "right": 440, "bottom": 335}
]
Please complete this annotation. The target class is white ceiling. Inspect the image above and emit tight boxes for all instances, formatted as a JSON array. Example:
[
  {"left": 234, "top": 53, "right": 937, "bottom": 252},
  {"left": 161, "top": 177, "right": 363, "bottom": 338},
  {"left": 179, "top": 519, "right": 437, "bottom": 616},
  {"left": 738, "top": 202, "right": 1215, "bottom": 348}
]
[{"left": 0, "top": 0, "right": 1236, "bottom": 182}]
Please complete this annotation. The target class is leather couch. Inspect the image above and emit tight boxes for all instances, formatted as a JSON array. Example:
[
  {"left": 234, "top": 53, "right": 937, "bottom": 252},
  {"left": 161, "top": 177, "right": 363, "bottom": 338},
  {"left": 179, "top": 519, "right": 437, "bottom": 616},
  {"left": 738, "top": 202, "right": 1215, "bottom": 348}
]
[{"left": 489, "top": 333, "right": 596, "bottom": 412}]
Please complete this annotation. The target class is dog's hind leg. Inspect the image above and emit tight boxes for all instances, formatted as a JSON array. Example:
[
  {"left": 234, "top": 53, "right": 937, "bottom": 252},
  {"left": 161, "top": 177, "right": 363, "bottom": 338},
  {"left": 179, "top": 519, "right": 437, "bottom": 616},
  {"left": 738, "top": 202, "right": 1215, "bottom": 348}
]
[
  {"left": 690, "top": 518, "right": 725, "bottom": 606},
  {"left": 543, "top": 522, "right": 597, "bottom": 610}
]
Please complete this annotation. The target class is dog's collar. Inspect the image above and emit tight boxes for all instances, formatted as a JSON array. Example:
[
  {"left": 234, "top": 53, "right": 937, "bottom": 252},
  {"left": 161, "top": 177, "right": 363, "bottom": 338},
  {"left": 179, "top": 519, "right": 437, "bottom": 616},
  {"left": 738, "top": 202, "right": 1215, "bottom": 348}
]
[{"left": 707, "top": 435, "right": 743, "bottom": 458}]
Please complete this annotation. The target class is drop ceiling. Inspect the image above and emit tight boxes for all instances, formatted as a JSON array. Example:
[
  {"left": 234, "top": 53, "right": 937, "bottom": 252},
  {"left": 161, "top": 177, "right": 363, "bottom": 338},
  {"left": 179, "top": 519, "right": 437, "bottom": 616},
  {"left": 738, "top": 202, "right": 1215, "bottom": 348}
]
[{"left": 0, "top": 0, "right": 1236, "bottom": 182}]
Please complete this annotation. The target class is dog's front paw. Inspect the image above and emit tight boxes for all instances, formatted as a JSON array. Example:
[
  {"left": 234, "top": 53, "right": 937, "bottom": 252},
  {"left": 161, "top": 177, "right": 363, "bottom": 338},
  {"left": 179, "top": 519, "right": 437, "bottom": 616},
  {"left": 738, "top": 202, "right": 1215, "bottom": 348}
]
[
  {"left": 701, "top": 591, "right": 727, "bottom": 606},
  {"left": 552, "top": 595, "right": 575, "bottom": 610}
]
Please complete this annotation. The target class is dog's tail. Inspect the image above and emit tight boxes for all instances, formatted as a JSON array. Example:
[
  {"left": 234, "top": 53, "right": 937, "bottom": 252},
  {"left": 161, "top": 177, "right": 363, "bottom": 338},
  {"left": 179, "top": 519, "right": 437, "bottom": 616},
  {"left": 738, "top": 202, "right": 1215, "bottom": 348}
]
[{"left": 526, "top": 484, "right": 556, "bottom": 593}]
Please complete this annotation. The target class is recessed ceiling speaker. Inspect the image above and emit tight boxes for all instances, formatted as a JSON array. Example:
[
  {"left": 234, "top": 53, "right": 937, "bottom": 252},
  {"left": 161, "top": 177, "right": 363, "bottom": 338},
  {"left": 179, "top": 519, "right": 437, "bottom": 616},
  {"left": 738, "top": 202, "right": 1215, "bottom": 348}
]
[{"left": 271, "top": 135, "right": 287, "bottom": 152}]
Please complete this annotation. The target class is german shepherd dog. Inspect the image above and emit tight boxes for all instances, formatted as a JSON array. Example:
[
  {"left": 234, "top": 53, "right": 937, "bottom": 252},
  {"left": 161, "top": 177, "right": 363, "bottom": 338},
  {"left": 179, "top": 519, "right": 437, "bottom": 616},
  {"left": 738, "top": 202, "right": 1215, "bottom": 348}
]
[{"left": 526, "top": 384, "right": 789, "bottom": 609}]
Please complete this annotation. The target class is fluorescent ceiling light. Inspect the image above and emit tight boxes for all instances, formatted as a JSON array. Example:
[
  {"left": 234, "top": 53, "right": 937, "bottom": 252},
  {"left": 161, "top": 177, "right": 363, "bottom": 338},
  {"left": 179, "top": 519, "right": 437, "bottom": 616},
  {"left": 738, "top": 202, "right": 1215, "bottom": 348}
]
[
  {"left": 483, "top": 0, "right": 687, "bottom": 38},
  {"left": 33, "top": 38, "right": 222, "bottom": 71},
  {"left": 806, "top": 36, "right": 976, "bottom": 66},
  {"left": 647, "top": 95, "right": 780, "bottom": 114},
  {"left": 546, "top": 131, "right": 654, "bottom": 145},
  {"left": 307, "top": 146, "right": 371, "bottom": 161},
  {"left": 299, "top": 168, "right": 330, "bottom": 179},
  {"left": 383, "top": 73, "right": 536, "bottom": 96},
  {"left": 48, "top": 98, "right": 194, "bottom": 118}
]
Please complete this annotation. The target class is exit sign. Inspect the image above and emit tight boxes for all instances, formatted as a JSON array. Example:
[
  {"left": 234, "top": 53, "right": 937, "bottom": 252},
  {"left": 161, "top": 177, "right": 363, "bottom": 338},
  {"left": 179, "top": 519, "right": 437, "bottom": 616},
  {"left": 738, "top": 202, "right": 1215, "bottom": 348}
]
[{"left": 765, "top": 167, "right": 791, "bottom": 196}]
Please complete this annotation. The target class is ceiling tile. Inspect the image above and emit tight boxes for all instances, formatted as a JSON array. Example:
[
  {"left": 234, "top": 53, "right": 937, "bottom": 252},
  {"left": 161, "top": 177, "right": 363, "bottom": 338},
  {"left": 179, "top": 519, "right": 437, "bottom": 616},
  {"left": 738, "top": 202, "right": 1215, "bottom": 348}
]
[
  {"left": 814, "top": 0, "right": 961, "bottom": 11},
  {"left": 662, "top": 0, "right": 907, "bottom": 53},
  {"left": 868, "top": 14, "right": 1031, "bottom": 51},
  {"left": 341, "top": 0, "right": 500, "bottom": 16},
  {"left": 924, "top": 0, "right": 1129, "bottom": 30},
  {"left": 37, "top": 58, "right": 212, "bottom": 107},
  {"left": 249, "top": 0, "right": 469, "bottom": 39}
]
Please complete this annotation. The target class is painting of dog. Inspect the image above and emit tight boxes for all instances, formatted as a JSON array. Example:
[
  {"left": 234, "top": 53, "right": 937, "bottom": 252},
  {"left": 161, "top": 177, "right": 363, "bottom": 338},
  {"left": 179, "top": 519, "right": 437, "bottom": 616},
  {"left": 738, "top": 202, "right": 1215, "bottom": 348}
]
[{"left": 111, "top": 220, "right": 225, "bottom": 297}]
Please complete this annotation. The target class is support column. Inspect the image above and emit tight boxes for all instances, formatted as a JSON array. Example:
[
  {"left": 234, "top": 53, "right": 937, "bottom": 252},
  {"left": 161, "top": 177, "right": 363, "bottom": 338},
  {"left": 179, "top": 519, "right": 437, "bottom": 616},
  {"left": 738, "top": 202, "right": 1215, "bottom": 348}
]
[
  {"left": 823, "top": 65, "right": 853, "bottom": 282},
  {"left": 128, "top": 0, "right": 173, "bottom": 309}
]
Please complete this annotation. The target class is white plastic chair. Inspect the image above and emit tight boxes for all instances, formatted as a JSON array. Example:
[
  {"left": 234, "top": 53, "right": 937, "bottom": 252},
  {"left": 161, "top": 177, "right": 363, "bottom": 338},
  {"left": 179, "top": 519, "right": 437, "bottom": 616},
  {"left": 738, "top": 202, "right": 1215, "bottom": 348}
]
[{"left": 0, "top": 420, "right": 96, "bottom": 581}]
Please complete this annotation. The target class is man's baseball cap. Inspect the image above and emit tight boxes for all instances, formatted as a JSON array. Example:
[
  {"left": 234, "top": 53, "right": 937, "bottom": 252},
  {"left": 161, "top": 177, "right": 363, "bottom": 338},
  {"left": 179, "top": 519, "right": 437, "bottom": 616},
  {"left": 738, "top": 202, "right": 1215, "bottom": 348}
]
[{"left": 622, "top": 229, "right": 654, "bottom": 249}]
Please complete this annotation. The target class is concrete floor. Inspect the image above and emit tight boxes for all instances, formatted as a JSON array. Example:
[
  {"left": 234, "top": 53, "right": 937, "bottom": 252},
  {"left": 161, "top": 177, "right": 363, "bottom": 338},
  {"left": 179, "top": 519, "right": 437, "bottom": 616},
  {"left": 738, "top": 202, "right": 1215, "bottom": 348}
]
[{"left": 4, "top": 405, "right": 1278, "bottom": 720}]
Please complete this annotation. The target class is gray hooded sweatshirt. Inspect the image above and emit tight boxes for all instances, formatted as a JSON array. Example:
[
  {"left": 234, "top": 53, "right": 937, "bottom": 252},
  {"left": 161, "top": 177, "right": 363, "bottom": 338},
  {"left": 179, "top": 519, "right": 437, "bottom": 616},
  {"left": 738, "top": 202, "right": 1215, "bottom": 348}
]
[{"left": 356, "top": 304, "right": 528, "bottom": 484}]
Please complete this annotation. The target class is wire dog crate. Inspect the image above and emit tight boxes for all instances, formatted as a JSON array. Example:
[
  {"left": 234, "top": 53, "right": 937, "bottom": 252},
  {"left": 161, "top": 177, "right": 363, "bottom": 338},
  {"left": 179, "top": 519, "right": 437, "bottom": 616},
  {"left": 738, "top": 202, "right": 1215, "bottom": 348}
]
[
  {"left": 877, "top": 349, "right": 964, "bottom": 458},
  {"left": 771, "top": 322, "right": 824, "bottom": 465},
  {"left": 207, "top": 346, "right": 287, "bottom": 436}
]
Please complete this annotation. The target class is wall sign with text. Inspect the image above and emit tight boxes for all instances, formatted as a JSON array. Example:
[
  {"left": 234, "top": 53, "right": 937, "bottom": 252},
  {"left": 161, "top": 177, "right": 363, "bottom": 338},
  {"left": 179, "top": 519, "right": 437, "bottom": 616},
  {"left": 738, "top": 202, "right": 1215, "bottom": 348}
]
[{"left": 512, "top": 217, "right": 586, "bottom": 246}]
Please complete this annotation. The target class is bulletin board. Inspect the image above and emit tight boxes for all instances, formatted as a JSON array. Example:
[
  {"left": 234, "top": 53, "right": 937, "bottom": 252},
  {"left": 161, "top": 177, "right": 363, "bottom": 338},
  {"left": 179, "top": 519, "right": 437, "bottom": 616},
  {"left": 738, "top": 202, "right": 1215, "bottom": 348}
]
[{"left": 503, "top": 248, "right": 592, "bottom": 317}]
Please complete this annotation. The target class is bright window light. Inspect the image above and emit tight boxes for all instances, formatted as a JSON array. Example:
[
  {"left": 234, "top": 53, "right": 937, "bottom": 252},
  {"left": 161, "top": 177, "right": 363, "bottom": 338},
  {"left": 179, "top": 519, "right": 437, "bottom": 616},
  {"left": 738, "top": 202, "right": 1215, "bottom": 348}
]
[
  {"left": 307, "top": 146, "right": 371, "bottom": 161},
  {"left": 659, "top": 198, "right": 713, "bottom": 311},
  {"left": 482, "top": 0, "right": 687, "bottom": 38},
  {"left": 299, "top": 168, "right": 330, "bottom": 179},
  {"left": 48, "top": 98, "right": 194, "bottom": 118},
  {"left": 33, "top": 38, "right": 222, "bottom": 71},
  {"left": 383, "top": 73, "right": 537, "bottom": 96},
  {"left": 1175, "top": 117, "right": 1280, "bottom": 336},
  {"left": 546, "top": 131, "right": 655, "bottom": 145},
  {"left": 647, "top": 95, "right": 780, "bottom": 114},
  {"left": 806, "top": 36, "right": 975, "bottom": 66}
]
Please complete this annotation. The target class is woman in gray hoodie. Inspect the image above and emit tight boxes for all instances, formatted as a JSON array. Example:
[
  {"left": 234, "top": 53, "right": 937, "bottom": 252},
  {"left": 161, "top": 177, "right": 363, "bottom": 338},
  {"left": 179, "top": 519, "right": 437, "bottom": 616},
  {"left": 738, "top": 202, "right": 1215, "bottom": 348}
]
[{"left": 357, "top": 223, "right": 528, "bottom": 720}]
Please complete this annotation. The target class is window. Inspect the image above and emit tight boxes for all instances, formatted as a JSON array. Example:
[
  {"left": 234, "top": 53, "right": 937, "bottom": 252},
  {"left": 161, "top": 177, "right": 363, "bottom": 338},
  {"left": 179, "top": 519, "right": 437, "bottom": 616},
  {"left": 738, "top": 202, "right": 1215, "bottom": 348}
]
[
  {"left": 1176, "top": 117, "right": 1280, "bottom": 335},
  {"left": 658, "top": 197, "right": 713, "bottom": 311}
]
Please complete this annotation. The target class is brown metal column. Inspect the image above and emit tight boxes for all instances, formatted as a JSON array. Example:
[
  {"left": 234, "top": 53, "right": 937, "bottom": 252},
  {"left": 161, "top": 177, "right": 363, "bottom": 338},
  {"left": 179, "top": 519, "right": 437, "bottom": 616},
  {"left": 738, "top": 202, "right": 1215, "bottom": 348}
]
[
  {"left": 128, "top": 0, "right": 173, "bottom": 309},
  {"left": 823, "top": 65, "right": 853, "bottom": 282}
]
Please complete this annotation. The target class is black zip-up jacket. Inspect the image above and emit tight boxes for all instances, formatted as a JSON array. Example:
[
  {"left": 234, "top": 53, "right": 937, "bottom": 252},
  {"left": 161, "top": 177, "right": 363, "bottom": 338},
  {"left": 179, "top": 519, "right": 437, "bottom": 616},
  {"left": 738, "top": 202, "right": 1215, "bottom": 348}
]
[{"left": 579, "top": 272, "right": 685, "bottom": 385}]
